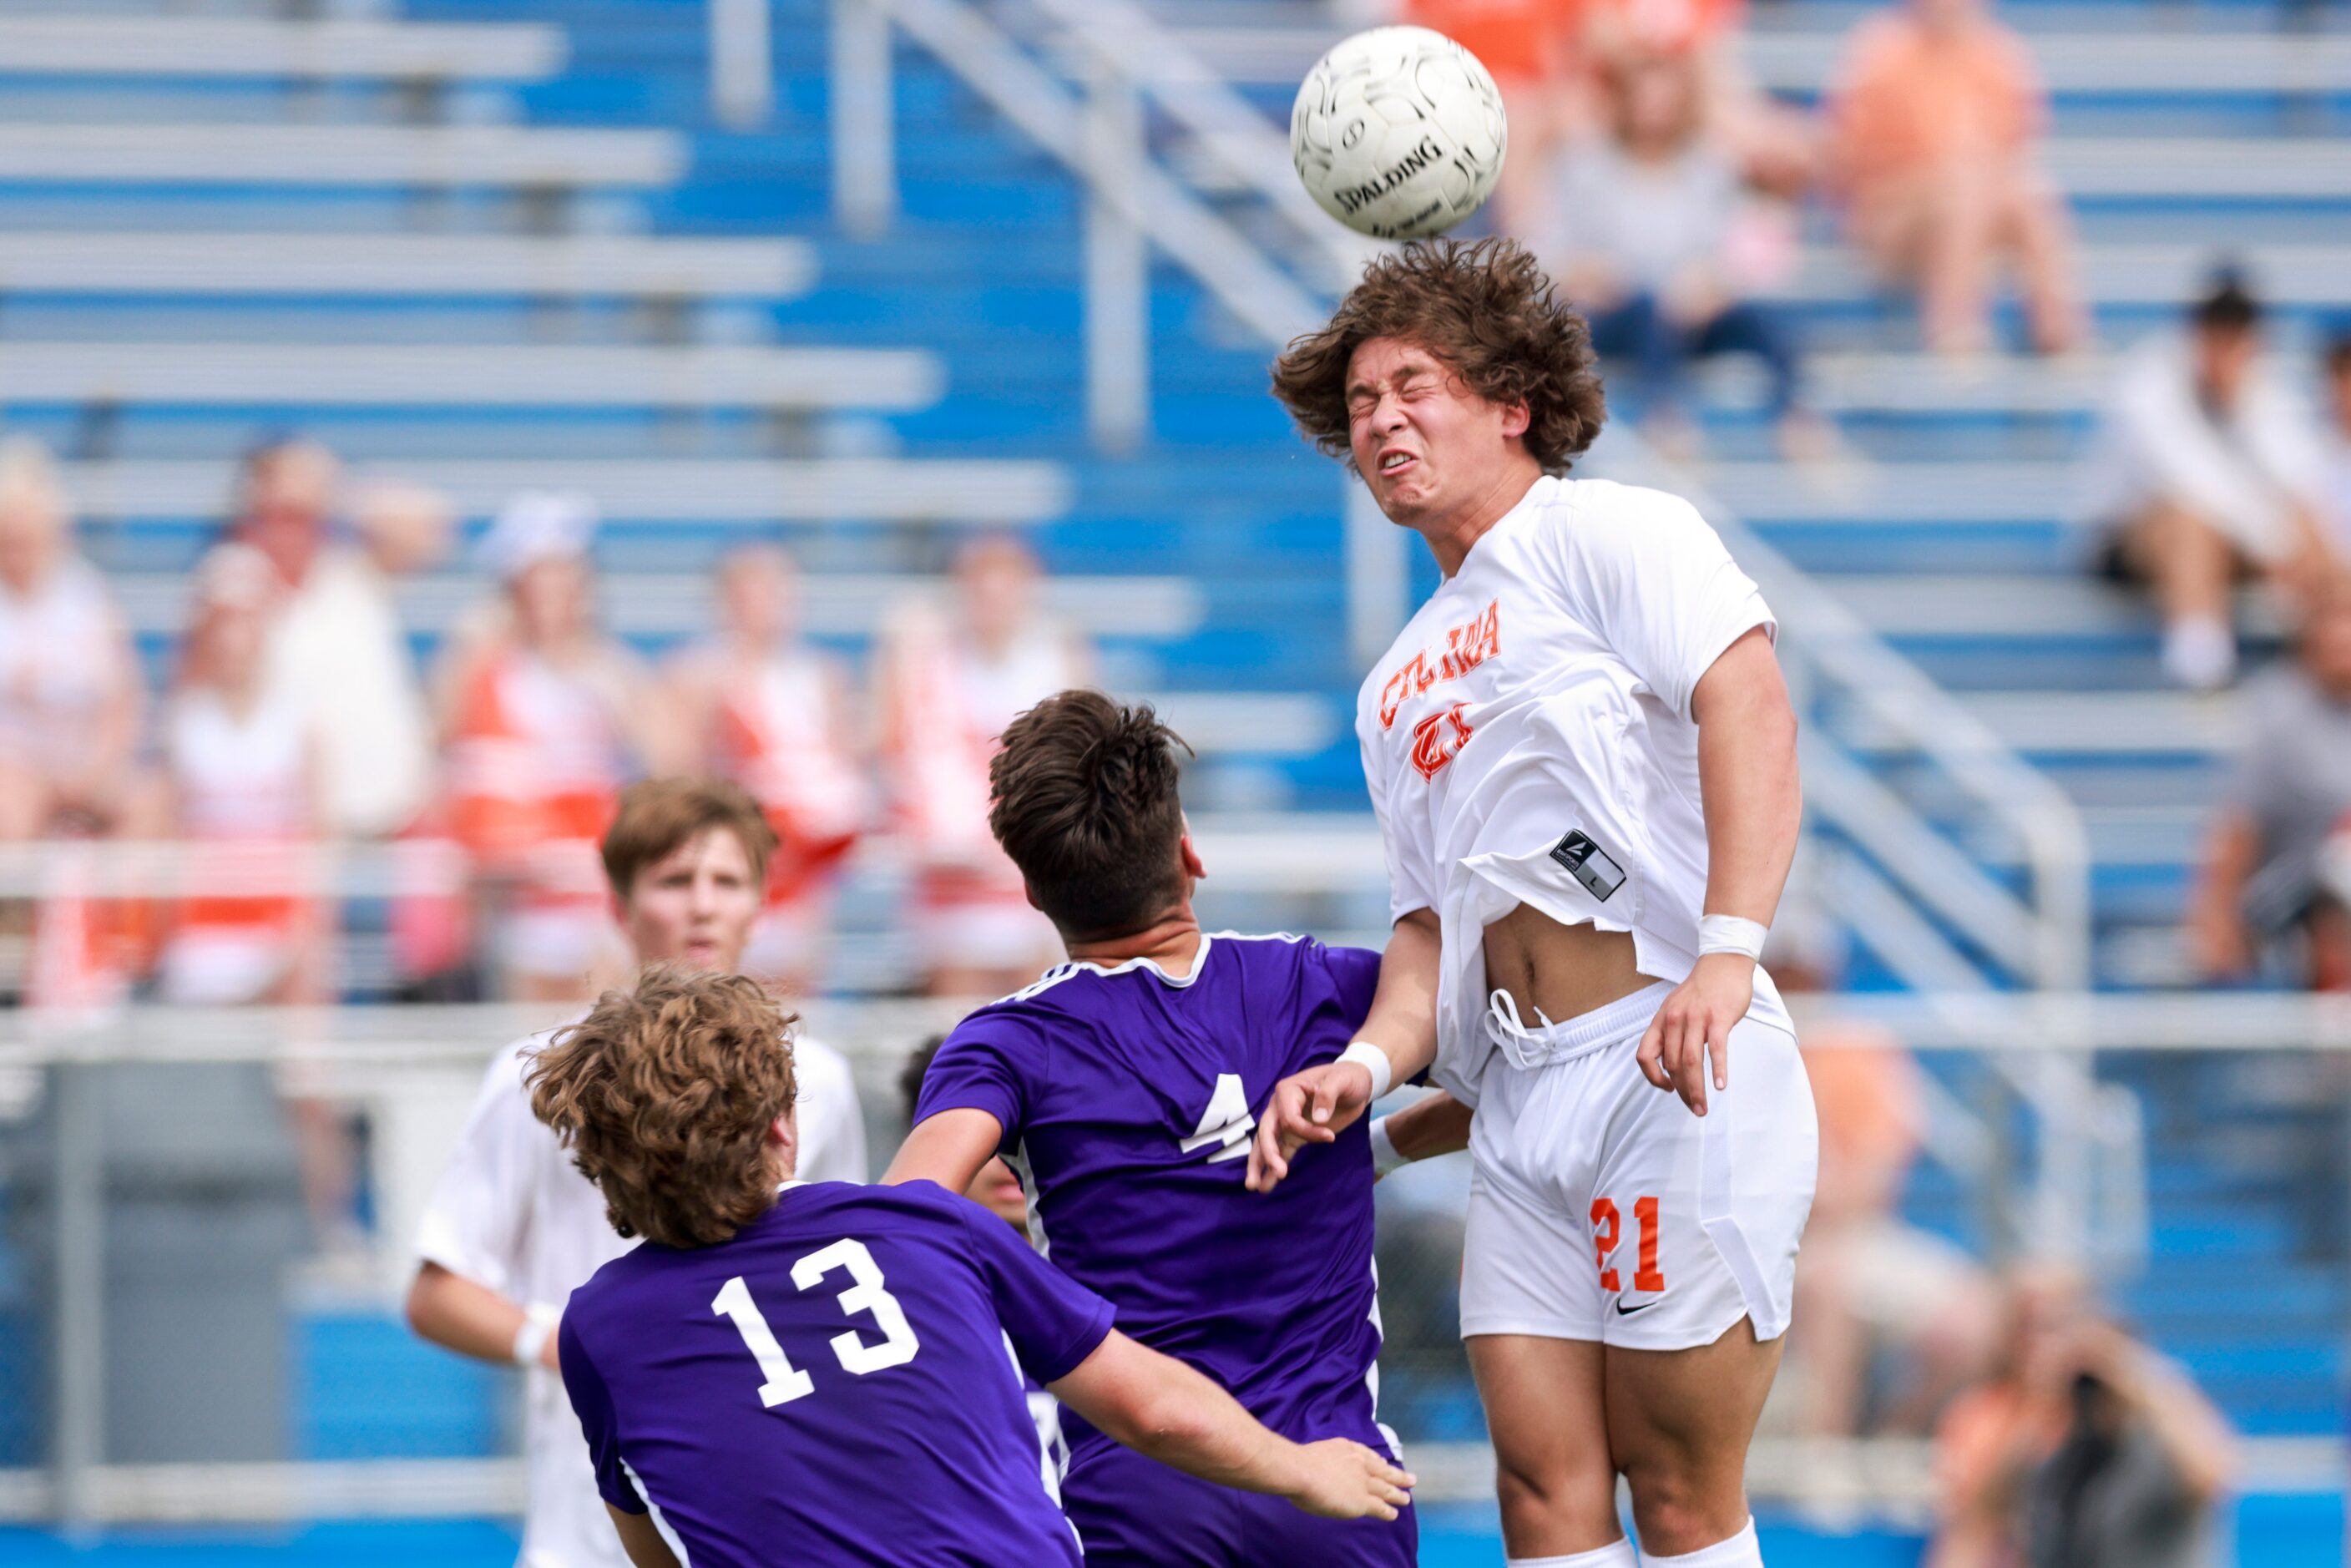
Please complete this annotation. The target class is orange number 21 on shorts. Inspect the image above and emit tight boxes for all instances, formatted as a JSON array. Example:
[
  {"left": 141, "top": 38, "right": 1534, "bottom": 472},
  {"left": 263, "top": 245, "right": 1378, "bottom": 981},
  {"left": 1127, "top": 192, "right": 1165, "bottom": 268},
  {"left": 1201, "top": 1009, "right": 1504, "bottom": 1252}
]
[{"left": 1589, "top": 1196, "right": 1666, "bottom": 1293}]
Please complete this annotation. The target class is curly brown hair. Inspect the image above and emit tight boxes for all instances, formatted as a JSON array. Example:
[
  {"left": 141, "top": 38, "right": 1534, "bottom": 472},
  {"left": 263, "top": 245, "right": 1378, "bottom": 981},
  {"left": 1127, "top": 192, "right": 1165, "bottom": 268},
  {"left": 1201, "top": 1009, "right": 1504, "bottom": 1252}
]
[
  {"left": 988, "top": 690, "right": 1193, "bottom": 940},
  {"left": 526, "top": 965, "right": 799, "bottom": 1249},
  {"left": 1269, "top": 237, "right": 1606, "bottom": 477}
]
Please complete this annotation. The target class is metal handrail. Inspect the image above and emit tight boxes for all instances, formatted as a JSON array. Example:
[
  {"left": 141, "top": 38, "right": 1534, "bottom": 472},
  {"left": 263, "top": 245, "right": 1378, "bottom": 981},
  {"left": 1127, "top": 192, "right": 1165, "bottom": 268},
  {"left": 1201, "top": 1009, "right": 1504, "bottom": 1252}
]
[
  {"left": 1012, "top": 0, "right": 1374, "bottom": 286},
  {"left": 832, "top": 0, "right": 1322, "bottom": 346}
]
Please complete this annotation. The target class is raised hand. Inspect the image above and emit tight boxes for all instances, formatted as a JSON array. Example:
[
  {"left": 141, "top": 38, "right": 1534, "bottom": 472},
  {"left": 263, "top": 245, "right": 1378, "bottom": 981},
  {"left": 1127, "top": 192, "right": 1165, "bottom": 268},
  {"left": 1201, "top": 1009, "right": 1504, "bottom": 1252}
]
[{"left": 1243, "top": 1060, "right": 1377, "bottom": 1193}]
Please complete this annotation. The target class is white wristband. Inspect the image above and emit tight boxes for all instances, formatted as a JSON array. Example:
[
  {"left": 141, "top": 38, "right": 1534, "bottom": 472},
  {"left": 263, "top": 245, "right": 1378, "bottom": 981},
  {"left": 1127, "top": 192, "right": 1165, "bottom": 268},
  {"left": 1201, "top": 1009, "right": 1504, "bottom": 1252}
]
[
  {"left": 1368, "top": 1116, "right": 1408, "bottom": 1177},
  {"left": 1337, "top": 1040, "right": 1394, "bottom": 1104},
  {"left": 1697, "top": 913, "right": 1768, "bottom": 962},
  {"left": 511, "top": 1302, "right": 560, "bottom": 1369}
]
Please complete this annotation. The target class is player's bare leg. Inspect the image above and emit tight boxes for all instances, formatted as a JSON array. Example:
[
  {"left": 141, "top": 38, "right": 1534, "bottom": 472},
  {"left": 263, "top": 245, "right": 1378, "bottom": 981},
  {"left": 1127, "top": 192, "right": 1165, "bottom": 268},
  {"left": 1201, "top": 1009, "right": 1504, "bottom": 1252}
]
[
  {"left": 1607, "top": 1318, "right": 1782, "bottom": 1559},
  {"left": 1469, "top": 1334, "right": 1624, "bottom": 1560}
]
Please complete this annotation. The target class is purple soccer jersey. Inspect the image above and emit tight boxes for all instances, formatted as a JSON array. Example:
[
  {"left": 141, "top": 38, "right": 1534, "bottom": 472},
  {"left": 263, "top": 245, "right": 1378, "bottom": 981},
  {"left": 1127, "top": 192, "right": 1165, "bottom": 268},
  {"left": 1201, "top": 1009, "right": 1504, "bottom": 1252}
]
[
  {"left": 558, "top": 1179, "right": 1112, "bottom": 1568},
  {"left": 913, "top": 933, "right": 1393, "bottom": 1464}
]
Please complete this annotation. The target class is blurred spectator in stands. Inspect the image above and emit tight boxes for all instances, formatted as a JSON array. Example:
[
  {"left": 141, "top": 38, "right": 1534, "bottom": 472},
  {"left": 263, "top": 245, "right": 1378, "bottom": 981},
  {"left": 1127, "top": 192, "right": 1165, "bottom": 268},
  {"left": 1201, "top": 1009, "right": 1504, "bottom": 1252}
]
[
  {"left": 158, "top": 543, "right": 351, "bottom": 1240},
  {"left": 1583, "top": 0, "right": 1817, "bottom": 195},
  {"left": 1406, "top": 0, "right": 1592, "bottom": 237},
  {"left": 876, "top": 535, "right": 1088, "bottom": 995},
  {"left": 1825, "top": 0, "right": 2084, "bottom": 357},
  {"left": 228, "top": 438, "right": 440, "bottom": 842},
  {"left": 1930, "top": 1267, "right": 2234, "bottom": 1568},
  {"left": 1542, "top": 48, "right": 1830, "bottom": 461},
  {"left": 0, "top": 437, "right": 145, "bottom": 842},
  {"left": 2189, "top": 571, "right": 2351, "bottom": 989},
  {"left": 442, "top": 493, "right": 670, "bottom": 1002},
  {"left": 2322, "top": 331, "right": 2351, "bottom": 559},
  {"left": 1770, "top": 888, "right": 1999, "bottom": 1439},
  {"left": 666, "top": 545, "right": 871, "bottom": 993},
  {"left": 2080, "top": 274, "right": 2338, "bottom": 690},
  {"left": 158, "top": 544, "right": 328, "bottom": 1007}
]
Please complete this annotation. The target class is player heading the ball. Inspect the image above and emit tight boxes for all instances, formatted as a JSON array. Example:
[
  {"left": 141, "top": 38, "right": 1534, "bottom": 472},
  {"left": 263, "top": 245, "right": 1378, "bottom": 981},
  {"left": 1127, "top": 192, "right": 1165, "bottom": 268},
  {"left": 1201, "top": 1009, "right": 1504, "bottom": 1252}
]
[
  {"left": 533, "top": 965, "right": 1413, "bottom": 1568},
  {"left": 1253, "top": 237, "right": 1817, "bottom": 1568}
]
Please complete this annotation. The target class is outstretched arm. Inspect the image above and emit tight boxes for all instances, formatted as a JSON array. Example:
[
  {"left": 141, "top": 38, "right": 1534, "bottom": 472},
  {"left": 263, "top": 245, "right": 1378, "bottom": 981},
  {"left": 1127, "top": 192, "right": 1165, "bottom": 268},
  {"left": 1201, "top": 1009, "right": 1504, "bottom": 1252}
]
[
  {"left": 1638, "top": 626, "right": 1799, "bottom": 1115},
  {"left": 1377, "top": 1089, "right": 1474, "bottom": 1170},
  {"left": 1246, "top": 908, "right": 1442, "bottom": 1192},
  {"left": 1049, "top": 1330, "right": 1413, "bottom": 1520},
  {"left": 882, "top": 1107, "right": 1002, "bottom": 1196},
  {"left": 406, "top": 1262, "right": 560, "bottom": 1373}
]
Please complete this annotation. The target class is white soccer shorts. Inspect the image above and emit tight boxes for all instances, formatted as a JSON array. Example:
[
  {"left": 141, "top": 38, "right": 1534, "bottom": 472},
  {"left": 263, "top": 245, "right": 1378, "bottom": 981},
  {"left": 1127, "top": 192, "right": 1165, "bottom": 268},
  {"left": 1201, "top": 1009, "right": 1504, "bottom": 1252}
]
[{"left": 1459, "top": 981, "right": 1818, "bottom": 1352}]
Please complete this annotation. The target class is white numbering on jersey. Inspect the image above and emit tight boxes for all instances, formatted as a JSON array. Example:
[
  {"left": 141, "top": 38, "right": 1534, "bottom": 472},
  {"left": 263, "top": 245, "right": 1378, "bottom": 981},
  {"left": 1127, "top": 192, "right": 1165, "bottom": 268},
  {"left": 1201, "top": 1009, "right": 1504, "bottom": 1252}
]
[
  {"left": 710, "top": 1274, "right": 816, "bottom": 1409},
  {"left": 1181, "top": 1072, "right": 1256, "bottom": 1164},
  {"left": 711, "top": 1239, "right": 921, "bottom": 1411},
  {"left": 791, "top": 1237, "right": 921, "bottom": 1374}
]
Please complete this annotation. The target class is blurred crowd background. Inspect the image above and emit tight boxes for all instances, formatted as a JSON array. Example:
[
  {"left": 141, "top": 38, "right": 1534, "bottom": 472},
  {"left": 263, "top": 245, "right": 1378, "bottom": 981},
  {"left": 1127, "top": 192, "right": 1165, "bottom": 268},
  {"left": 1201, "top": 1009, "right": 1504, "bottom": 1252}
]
[{"left": 0, "top": 0, "right": 2346, "bottom": 1561}]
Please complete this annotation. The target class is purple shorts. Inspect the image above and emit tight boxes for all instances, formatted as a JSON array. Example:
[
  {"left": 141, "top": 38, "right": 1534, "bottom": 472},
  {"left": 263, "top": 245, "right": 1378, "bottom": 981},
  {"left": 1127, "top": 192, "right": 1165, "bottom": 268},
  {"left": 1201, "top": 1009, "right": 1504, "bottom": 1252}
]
[{"left": 1062, "top": 1434, "right": 1418, "bottom": 1567}]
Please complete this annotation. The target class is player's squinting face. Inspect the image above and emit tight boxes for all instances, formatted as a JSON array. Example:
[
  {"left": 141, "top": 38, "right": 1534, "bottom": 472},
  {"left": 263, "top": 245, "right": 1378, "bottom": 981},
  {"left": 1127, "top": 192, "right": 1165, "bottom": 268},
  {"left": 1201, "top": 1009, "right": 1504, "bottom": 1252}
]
[
  {"left": 619, "top": 827, "right": 762, "bottom": 974},
  {"left": 1346, "top": 336, "right": 1529, "bottom": 535}
]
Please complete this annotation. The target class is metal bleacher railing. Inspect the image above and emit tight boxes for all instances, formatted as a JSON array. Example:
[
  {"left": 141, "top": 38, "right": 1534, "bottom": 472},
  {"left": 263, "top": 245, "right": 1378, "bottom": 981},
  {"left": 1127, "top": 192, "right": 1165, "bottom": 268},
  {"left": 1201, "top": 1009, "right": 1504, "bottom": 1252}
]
[
  {"left": 829, "top": 0, "right": 2121, "bottom": 1266},
  {"left": 4, "top": 989, "right": 2343, "bottom": 1525},
  {"left": 2, "top": 0, "right": 2338, "bottom": 1542}
]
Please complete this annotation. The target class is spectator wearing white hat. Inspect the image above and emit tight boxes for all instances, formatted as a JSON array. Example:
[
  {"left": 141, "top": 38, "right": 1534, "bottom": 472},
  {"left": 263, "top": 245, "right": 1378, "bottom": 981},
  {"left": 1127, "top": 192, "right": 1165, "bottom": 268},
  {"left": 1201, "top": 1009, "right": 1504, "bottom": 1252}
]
[{"left": 441, "top": 493, "right": 675, "bottom": 1003}]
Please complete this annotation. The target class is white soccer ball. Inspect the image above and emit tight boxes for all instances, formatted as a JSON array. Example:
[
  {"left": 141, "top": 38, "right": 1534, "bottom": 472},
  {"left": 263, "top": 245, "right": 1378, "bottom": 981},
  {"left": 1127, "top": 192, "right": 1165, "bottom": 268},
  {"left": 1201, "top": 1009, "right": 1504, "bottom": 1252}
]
[{"left": 1290, "top": 26, "right": 1508, "bottom": 242}]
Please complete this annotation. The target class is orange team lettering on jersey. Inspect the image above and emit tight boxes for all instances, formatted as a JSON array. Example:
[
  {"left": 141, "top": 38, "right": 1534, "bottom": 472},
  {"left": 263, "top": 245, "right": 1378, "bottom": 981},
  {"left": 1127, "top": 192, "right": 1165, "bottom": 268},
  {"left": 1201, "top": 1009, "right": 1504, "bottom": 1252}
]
[
  {"left": 1380, "top": 599, "right": 1501, "bottom": 730},
  {"left": 1408, "top": 701, "right": 1476, "bottom": 781}
]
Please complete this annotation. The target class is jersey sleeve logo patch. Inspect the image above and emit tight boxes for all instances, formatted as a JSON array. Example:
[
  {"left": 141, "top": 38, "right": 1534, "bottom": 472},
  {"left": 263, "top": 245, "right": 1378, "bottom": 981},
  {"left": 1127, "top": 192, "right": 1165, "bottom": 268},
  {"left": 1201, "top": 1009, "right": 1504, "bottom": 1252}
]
[
  {"left": 1378, "top": 599, "right": 1501, "bottom": 730},
  {"left": 1550, "top": 831, "right": 1626, "bottom": 902}
]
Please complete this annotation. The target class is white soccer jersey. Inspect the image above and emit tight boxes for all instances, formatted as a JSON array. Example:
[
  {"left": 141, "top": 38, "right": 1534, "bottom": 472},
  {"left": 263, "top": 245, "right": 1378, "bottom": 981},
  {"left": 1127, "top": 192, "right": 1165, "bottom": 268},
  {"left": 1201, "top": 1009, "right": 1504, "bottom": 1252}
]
[
  {"left": 416, "top": 1027, "right": 867, "bottom": 1568},
  {"left": 1356, "top": 475, "right": 1793, "bottom": 1106}
]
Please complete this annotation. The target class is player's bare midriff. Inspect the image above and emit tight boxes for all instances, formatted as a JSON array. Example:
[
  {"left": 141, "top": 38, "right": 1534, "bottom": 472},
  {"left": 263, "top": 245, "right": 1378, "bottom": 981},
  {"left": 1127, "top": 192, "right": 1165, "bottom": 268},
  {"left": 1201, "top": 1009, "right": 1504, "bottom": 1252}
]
[{"left": 1479, "top": 902, "right": 1651, "bottom": 1026}]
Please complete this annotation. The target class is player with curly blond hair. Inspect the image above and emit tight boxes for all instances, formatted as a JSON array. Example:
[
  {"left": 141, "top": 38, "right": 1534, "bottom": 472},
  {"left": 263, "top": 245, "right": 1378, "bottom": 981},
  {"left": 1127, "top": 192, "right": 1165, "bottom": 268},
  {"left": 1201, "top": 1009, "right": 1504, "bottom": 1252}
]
[
  {"left": 1251, "top": 237, "right": 1818, "bottom": 1568},
  {"left": 528, "top": 965, "right": 1414, "bottom": 1568}
]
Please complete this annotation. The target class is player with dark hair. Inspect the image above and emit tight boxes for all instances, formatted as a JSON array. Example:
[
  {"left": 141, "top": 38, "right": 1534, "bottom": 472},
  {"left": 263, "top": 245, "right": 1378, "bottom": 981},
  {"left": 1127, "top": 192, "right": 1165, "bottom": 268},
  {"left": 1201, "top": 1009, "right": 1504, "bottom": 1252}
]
[
  {"left": 885, "top": 688, "right": 1452, "bottom": 1567},
  {"left": 533, "top": 966, "right": 1412, "bottom": 1568},
  {"left": 1252, "top": 236, "right": 1817, "bottom": 1568}
]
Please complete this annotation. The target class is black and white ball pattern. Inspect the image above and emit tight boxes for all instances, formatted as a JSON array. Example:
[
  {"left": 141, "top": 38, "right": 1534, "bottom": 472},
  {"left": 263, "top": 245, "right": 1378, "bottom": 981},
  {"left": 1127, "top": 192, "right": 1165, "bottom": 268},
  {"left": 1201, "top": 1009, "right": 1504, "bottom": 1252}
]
[{"left": 1291, "top": 26, "right": 1509, "bottom": 241}]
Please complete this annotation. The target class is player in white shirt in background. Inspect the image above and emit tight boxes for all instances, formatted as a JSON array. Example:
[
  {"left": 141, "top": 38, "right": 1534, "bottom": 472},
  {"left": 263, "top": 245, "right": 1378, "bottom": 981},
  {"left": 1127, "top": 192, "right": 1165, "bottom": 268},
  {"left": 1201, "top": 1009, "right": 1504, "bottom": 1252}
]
[
  {"left": 407, "top": 776, "right": 866, "bottom": 1568},
  {"left": 1250, "top": 238, "right": 1816, "bottom": 1568}
]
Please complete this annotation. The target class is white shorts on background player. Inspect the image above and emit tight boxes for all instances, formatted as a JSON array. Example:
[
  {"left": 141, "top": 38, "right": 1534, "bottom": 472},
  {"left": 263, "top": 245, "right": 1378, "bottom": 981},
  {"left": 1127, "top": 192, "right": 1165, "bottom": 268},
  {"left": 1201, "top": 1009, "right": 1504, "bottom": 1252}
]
[
  {"left": 1354, "top": 475, "right": 1817, "bottom": 1348},
  {"left": 1460, "top": 983, "right": 1816, "bottom": 1349},
  {"left": 416, "top": 1027, "right": 867, "bottom": 1568}
]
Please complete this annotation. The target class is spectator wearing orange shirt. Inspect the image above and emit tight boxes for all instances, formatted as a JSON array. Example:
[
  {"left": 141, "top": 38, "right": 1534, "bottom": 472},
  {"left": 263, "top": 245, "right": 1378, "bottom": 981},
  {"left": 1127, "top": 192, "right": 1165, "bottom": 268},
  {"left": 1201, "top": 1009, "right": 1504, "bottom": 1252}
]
[
  {"left": 666, "top": 544, "right": 871, "bottom": 992},
  {"left": 442, "top": 493, "right": 671, "bottom": 1002},
  {"left": 157, "top": 544, "right": 330, "bottom": 1009},
  {"left": 1826, "top": 0, "right": 2084, "bottom": 357},
  {"left": 875, "top": 536, "right": 1089, "bottom": 996},
  {"left": 1408, "top": 0, "right": 1593, "bottom": 237}
]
